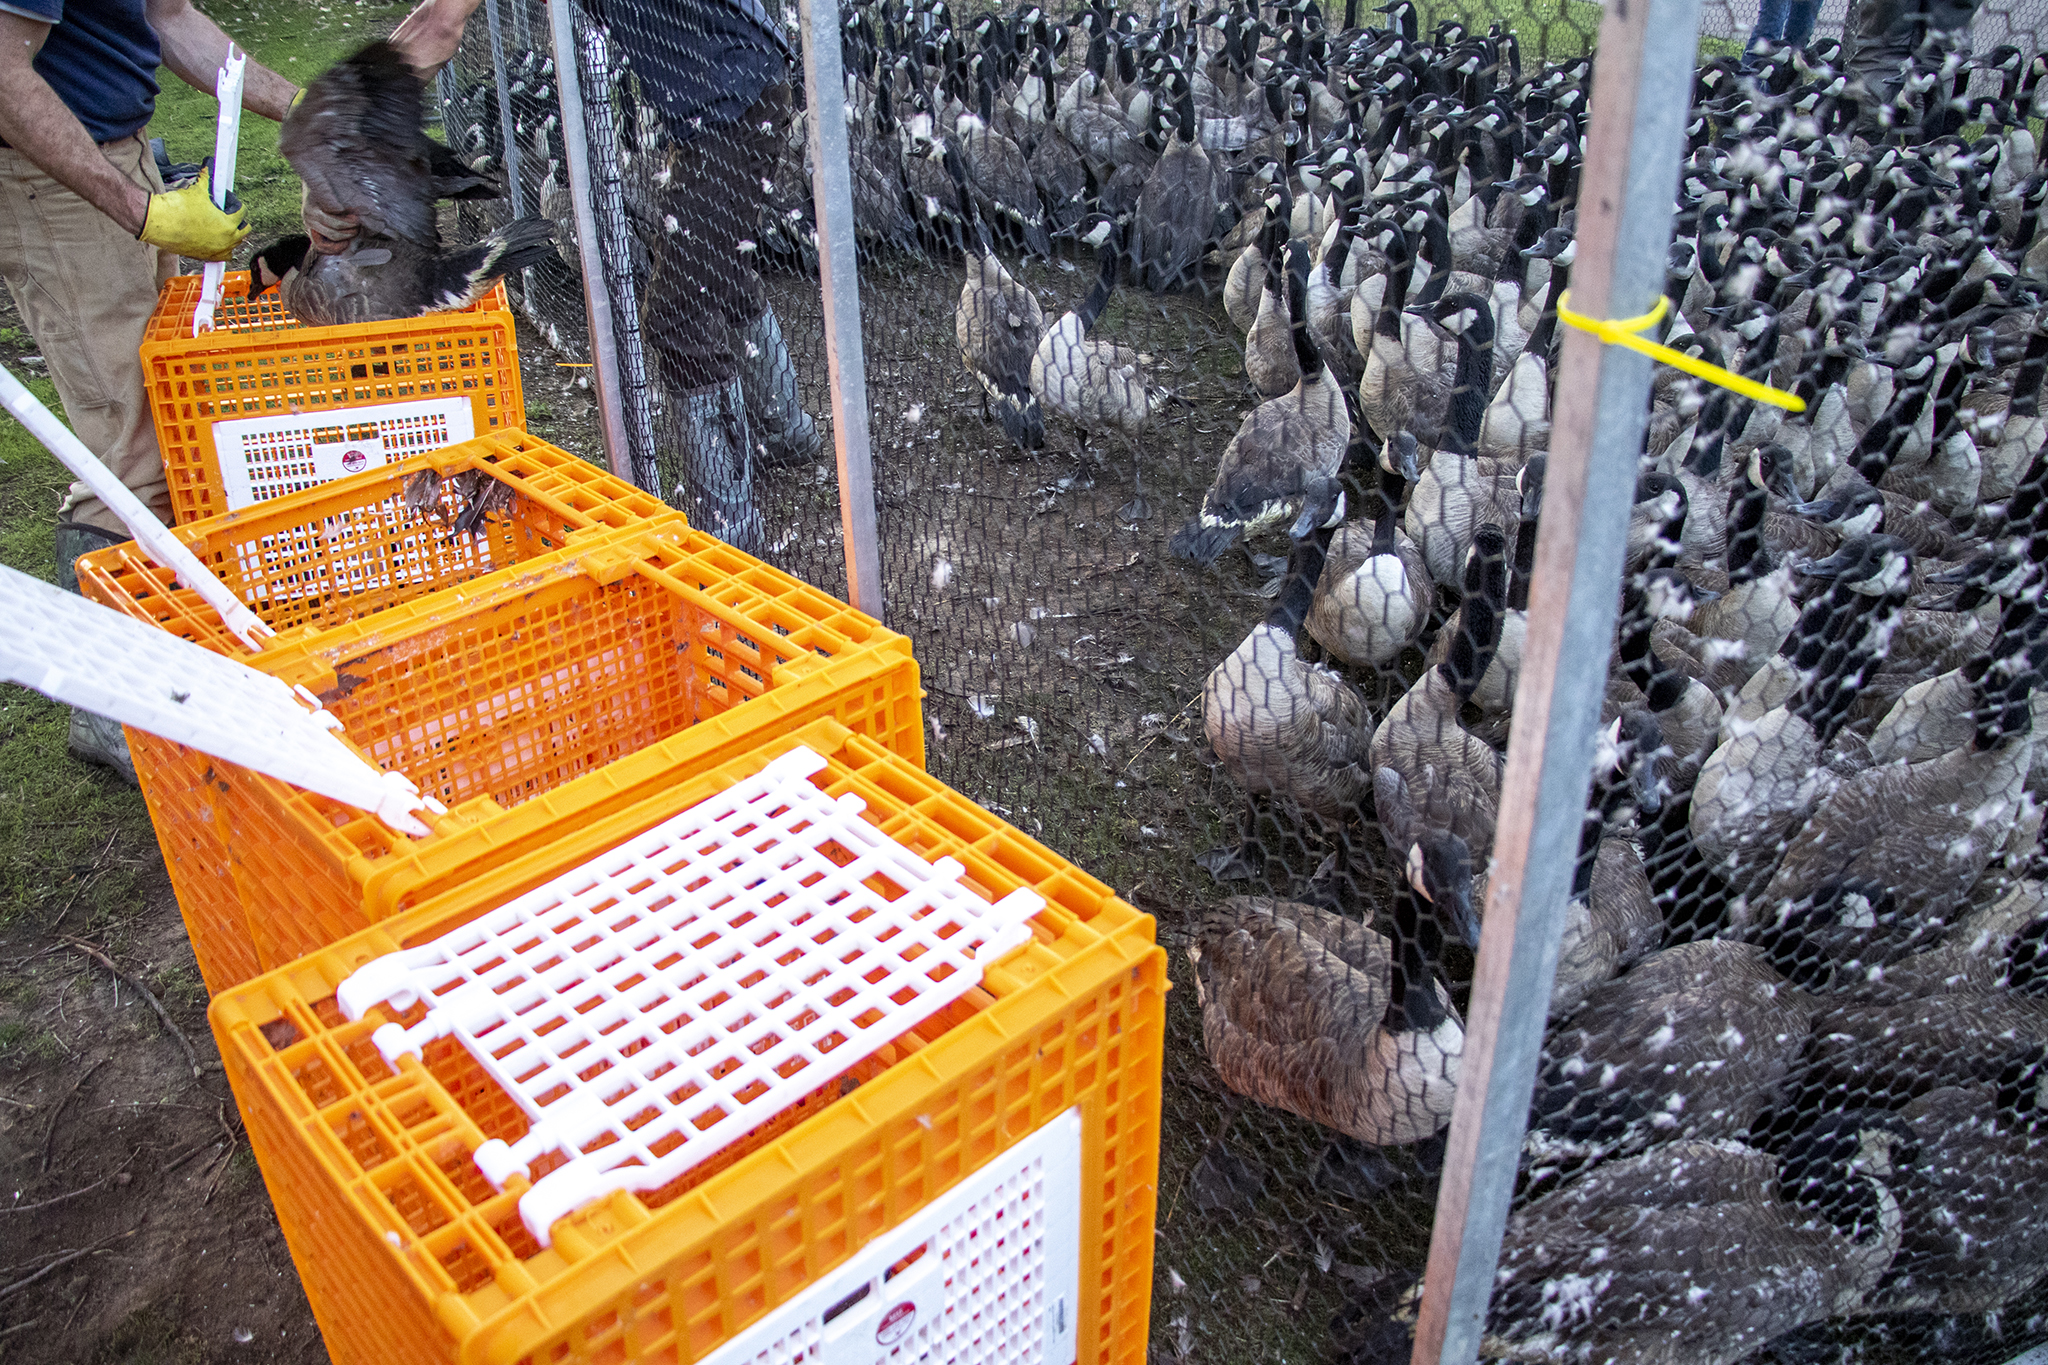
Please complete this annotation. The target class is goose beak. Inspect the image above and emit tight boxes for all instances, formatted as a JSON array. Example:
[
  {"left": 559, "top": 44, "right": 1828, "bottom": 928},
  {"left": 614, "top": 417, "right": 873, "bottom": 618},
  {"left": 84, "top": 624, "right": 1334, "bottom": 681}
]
[
  {"left": 1628, "top": 755, "right": 1663, "bottom": 819},
  {"left": 1794, "top": 545, "right": 1853, "bottom": 576},
  {"left": 1392, "top": 435, "right": 1421, "bottom": 483},
  {"left": 1450, "top": 886, "right": 1480, "bottom": 949},
  {"left": 1786, "top": 496, "right": 1841, "bottom": 519}
]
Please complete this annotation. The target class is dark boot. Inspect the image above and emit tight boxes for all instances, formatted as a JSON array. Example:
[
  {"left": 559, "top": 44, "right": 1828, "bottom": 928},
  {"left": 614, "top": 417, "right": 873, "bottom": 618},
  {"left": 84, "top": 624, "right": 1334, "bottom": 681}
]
[
  {"left": 671, "top": 377, "right": 766, "bottom": 554},
  {"left": 53, "top": 521, "right": 138, "bottom": 785},
  {"left": 737, "top": 306, "right": 823, "bottom": 468}
]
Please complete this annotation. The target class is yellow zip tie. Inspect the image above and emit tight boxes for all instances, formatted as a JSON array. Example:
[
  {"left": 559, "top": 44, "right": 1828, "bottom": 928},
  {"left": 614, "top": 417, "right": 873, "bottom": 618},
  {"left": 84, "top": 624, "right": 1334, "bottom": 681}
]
[{"left": 1555, "top": 290, "right": 1808, "bottom": 413}]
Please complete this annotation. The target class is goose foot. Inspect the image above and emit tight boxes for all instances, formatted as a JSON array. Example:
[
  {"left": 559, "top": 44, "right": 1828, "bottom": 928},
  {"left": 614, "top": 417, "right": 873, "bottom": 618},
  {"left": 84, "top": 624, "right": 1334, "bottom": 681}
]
[
  {"left": 1187, "top": 1139, "right": 1265, "bottom": 1213},
  {"left": 1195, "top": 840, "right": 1267, "bottom": 882},
  {"left": 1314, "top": 1137, "right": 1407, "bottom": 1200}
]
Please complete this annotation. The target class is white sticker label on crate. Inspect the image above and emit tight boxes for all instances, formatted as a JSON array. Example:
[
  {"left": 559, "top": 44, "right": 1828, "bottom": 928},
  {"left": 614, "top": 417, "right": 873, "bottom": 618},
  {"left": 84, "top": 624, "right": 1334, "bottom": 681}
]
[
  {"left": 212, "top": 397, "right": 475, "bottom": 509},
  {"left": 699, "top": 1108, "right": 1085, "bottom": 1365},
  {"left": 334, "top": 745, "right": 1044, "bottom": 1247}
]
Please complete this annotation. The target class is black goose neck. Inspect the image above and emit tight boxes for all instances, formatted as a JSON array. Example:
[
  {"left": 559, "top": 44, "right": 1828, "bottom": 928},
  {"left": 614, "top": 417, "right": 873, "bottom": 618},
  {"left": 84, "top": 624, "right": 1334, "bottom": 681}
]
[
  {"left": 1286, "top": 251, "right": 1325, "bottom": 378},
  {"left": 1268, "top": 518, "right": 1334, "bottom": 637},
  {"left": 1386, "top": 879, "right": 1450, "bottom": 1032}
]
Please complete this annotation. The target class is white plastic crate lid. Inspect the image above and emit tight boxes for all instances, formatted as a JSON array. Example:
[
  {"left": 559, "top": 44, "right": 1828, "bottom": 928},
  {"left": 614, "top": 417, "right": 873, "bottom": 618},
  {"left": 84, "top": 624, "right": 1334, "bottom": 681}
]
[
  {"left": 701, "top": 1107, "right": 1084, "bottom": 1365},
  {"left": 335, "top": 744, "right": 1044, "bottom": 1245},
  {"left": 0, "top": 362, "right": 272, "bottom": 650},
  {"left": 0, "top": 566, "right": 434, "bottom": 836}
]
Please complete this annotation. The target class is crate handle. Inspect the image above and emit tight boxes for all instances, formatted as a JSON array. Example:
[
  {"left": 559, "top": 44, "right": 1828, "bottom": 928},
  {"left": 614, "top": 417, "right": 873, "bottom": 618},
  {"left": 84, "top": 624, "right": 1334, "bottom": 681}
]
[{"left": 193, "top": 44, "right": 247, "bottom": 335}]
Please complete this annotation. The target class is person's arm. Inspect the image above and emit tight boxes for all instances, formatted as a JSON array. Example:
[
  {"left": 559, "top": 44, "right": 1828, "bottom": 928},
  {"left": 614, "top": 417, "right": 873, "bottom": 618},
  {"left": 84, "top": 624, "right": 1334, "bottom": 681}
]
[
  {"left": 145, "top": 0, "right": 298, "bottom": 119},
  {"left": 0, "top": 11, "right": 149, "bottom": 231},
  {"left": 387, "top": 0, "right": 484, "bottom": 79}
]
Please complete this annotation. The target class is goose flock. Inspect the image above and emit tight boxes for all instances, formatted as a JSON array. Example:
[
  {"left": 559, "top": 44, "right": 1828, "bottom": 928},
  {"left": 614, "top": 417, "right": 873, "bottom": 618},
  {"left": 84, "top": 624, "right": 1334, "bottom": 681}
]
[
  {"left": 882, "top": 6, "right": 2048, "bottom": 1360},
  {"left": 453, "top": 2, "right": 2048, "bottom": 1357}
]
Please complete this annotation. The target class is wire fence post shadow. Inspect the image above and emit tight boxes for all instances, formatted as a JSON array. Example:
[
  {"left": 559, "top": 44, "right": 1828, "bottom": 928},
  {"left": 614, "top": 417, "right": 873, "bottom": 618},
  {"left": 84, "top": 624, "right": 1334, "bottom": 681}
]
[
  {"left": 573, "top": 17, "right": 658, "bottom": 489},
  {"left": 797, "top": 0, "right": 885, "bottom": 618},
  {"left": 1409, "top": 0, "right": 1704, "bottom": 1359},
  {"left": 483, "top": 0, "right": 525, "bottom": 220},
  {"left": 548, "top": 0, "right": 634, "bottom": 485}
]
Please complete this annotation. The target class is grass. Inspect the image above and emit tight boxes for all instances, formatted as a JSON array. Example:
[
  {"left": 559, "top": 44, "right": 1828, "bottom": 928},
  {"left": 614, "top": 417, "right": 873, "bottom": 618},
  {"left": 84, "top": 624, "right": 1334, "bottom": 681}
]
[{"left": 0, "top": 368, "right": 158, "bottom": 932}]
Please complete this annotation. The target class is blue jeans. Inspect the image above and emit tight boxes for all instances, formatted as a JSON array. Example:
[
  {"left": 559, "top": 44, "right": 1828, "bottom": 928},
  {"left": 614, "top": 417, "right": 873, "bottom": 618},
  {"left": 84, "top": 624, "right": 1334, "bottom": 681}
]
[{"left": 1747, "top": 0, "right": 1819, "bottom": 48}]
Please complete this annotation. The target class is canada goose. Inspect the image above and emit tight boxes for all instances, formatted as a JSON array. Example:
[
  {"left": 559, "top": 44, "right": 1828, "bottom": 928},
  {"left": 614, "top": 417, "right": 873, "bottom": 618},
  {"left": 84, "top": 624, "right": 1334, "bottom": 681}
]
[
  {"left": 1547, "top": 715, "right": 1662, "bottom": 1019},
  {"left": 947, "top": 145, "right": 1046, "bottom": 452},
  {"left": 1683, "top": 466, "right": 1799, "bottom": 688},
  {"left": 1025, "top": 65, "right": 1090, "bottom": 237},
  {"left": 1201, "top": 494, "right": 1374, "bottom": 818},
  {"left": 1525, "top": 939, "right": 1816, "bottom": 1176},
  {"left": 1982, "top": 325, "right": 2048, "bottom": 504},
  {"left": 1133, "top": 69, "right": 1222, "bottom": 291},
  {"left": 1614, "top": 569, "right": 1725, "bottom": 779},
  {"left": 1187, "top": 834, "right": 1477, "bottom": 1149},
  {"left": 1305, "top": 430, "right": 1430, "bottom": 669},
  {"left": 1486, "top": 1117, "right": 1908, "bottom": 1365},
  {"left": 1476, "top": 233, "right": 1567, "bottom": 460},
  {"left": 1243, "top": 198, "right": 1304, "bottom": 397},
  {"left": 279, "top": 40, "right": 505, "bottom": 251},
  {"left": 1305, "top": 175, "right": 1367, "bottom": 387},
  {"left": 1875, "top": 877, "right": 2048, "bottom": 998},
  {"left": 1401, "top": 294, "right": 1514, "bottom": 584},
  {"left": 1172, "top": 241, "right": 1351, "bottom": 563},
  {"left": 1224, "top": 185, "right": 1286, "bottom": 334},
  {"left": 1867, "top": 593, "right": 2044, "bottom": 768},
  {"left": 1692, "top": 535, "right": 1913, "bottom": 902},
  {"left": 250, "top": 220, "right": 559, "bottom": 326},
  {"left": 1355, "top": 222, "right": 1436, "bottom": 446},
  {"left": 1751, "top": 631, "right": 2038, "bottom": 973},
  {"left": 1369, "top": 526, "right": 1509, "bottom": 862},
  {"left": 957, "top": 53, "right": 1054, "bottom": 256},
  {"left": 1864, "top": 1053, "right": 2048, "bottom": 1316},
  {"left": 1030, "top": 217, "right": 1171, "bottom": 437}
]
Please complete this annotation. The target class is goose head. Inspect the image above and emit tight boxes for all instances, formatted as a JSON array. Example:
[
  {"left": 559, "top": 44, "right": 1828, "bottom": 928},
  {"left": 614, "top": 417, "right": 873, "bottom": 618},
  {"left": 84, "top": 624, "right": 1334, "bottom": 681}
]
[
  {"left": 1795, "top": 532, "right": 1914, "bottom": 598},
  {"left": 1775, "top": 1110, "right": 1915, "bottom": 1246},
  {"left": 1381, "top": 429, "right": 1422, "bottom": 483},
  {"left": 1405, "top": 830, "right": 1479, "bottom": 952}
]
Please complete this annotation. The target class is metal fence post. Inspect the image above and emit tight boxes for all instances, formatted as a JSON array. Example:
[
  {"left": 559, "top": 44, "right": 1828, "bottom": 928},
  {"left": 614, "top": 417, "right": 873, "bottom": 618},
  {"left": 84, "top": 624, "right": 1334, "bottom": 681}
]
[
  {"left": 797, "top": 0, "right": 885, "bottom": 617},
  {"left": 483, "top": 0, "right": 526, "bottom": 220},
  {"left": 1408, "top": 0, "right": 1703, "bottom": 1359},
  {"left": 548, "top": 0, "right": 634, "bottom": 484},
  {"left": 572, "top": 20, "right": 658, "bottom": 490}
]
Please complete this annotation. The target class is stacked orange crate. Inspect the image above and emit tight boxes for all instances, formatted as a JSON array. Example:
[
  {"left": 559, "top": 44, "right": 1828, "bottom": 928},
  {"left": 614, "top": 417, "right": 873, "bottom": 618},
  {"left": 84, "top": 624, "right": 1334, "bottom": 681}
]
[
  {"left": 209, "top": 718, "right": 1164, "bottom": 1365},
  {"left": 83, "top": 480, "right": 921, "bottom": 992},
  {"left": 140, "top": 272, "right": 524, "bottom": 523}
]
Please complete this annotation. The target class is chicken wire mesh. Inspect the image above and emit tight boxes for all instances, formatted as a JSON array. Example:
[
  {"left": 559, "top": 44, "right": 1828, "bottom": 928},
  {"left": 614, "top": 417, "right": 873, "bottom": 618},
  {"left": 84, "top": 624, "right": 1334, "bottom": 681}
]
[{"left": 423, "top": 0, "right": 2048, "bottom": 1360}]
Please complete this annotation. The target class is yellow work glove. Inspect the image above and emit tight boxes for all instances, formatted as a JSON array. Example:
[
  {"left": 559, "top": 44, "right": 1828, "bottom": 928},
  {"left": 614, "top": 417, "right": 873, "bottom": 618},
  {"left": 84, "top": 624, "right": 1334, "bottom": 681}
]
[{"left": 137, "top": 160, "right": 250, "bottom": 261}]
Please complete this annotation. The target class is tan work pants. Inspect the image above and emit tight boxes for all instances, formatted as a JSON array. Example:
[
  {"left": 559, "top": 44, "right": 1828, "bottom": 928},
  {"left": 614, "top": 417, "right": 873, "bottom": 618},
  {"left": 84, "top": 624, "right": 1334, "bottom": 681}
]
[{"left": 0, "top": 131, "right": 174, "bottom": 533}]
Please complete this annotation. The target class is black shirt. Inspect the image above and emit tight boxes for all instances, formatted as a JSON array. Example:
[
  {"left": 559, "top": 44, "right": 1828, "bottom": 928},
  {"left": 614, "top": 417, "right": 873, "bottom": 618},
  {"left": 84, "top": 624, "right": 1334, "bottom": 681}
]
[
  {"left": 590, "top": 0, "right": 793, "bottom": 138},
  {"left": 2, "top": 0, "right": 161, "bottom": 143}
]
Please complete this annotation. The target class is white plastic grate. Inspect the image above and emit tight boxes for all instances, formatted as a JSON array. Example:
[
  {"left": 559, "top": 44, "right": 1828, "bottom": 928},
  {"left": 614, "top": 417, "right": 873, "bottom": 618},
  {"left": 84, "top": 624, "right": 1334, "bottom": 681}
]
[
  {"left": 701, "top": 1108, "right": 1083, "bottom": 1365},
  {"left": 335, "top": 745, "right": 1044, "bottom": 1244},
  {"left": 0, "top": 566, "right": 434, "bottom": 835},
  {"left": 213, "top": 397, "right": 474, "bottom": 508}
]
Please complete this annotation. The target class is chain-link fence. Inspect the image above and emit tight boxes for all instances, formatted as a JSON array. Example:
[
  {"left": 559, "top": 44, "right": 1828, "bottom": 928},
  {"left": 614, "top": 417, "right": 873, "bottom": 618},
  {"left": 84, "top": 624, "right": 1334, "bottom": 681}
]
[{"left": 428, "top": 0, "right": 2048, "bottom": 1359}]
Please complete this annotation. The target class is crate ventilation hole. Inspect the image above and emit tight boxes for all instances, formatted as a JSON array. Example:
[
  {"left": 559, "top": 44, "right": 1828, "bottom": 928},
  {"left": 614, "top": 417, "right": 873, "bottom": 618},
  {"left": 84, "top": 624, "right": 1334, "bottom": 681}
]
[{"left": 336, "top": 744, "right": 1044, "bottom": 1244}]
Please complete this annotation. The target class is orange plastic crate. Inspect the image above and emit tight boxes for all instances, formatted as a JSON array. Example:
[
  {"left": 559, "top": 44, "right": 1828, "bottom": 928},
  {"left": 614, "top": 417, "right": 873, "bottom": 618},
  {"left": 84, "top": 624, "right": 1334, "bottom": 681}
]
[
  {"left": 76, "top": 430, "right": 675, "bottom": 657},
  {"left": 142, "top": 272, "right": 524, "bottom": 524},
  {"left": 126, "top": 529, "right": 924, "bottom": 993},
  {"left": 209, "top": 717, "right": 1165, "bottom": 1365}
]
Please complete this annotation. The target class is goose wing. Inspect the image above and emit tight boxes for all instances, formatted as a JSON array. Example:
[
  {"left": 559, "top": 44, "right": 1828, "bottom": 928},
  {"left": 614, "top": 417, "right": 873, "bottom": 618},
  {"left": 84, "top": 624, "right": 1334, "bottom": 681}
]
[{"left": 280, "top": 41, "right": 439, "bottom": 247}]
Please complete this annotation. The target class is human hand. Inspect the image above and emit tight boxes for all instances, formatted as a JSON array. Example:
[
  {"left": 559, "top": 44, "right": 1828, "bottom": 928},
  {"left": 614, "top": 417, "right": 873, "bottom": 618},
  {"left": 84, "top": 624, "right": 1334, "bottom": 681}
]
[
  {"left": 136, "top": 161, "right": 249, "bottom": 260},
  {"left": 301, "top": 181, "right": 360, "bottom": 255}
]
